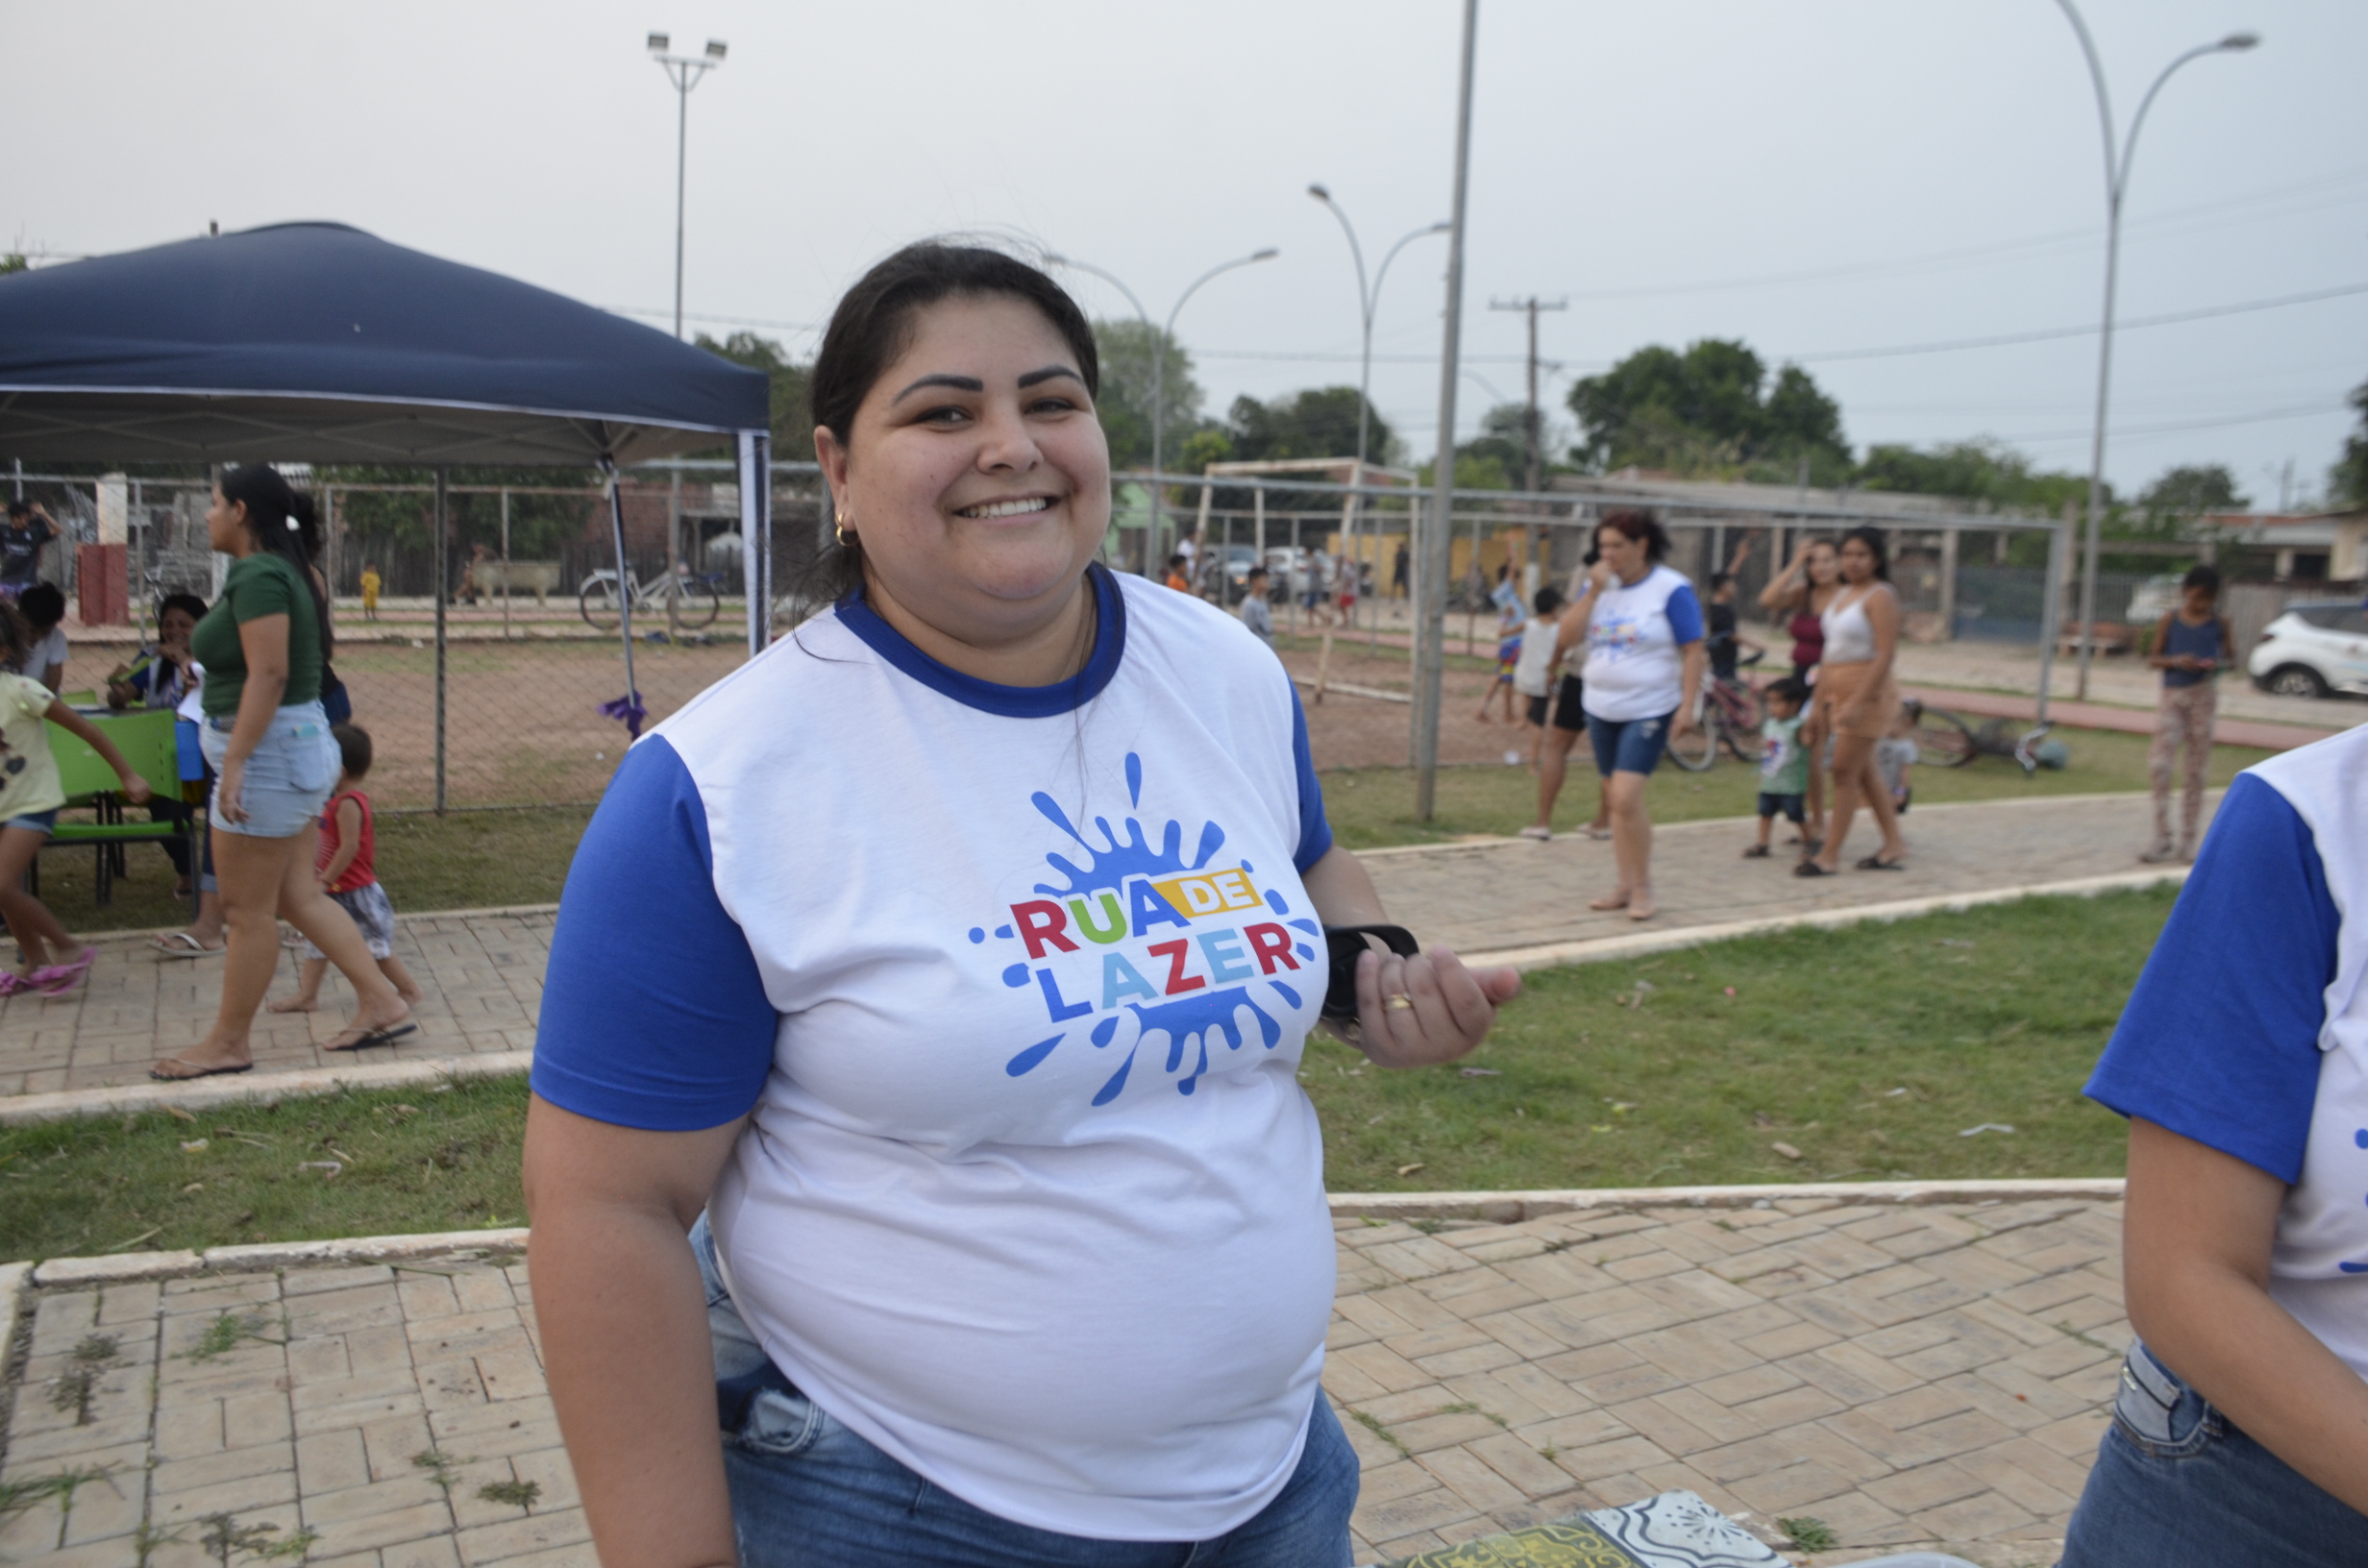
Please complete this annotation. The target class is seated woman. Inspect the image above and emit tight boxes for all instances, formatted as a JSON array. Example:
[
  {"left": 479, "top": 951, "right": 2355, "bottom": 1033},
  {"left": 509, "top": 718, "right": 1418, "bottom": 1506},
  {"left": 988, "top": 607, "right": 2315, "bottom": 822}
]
[
  {"left": 2063, "top": 724, "right": 2368, "bottom": 1563},
  {"left": 523, "top": 242, "right": 1522, "bottom": 1567}
]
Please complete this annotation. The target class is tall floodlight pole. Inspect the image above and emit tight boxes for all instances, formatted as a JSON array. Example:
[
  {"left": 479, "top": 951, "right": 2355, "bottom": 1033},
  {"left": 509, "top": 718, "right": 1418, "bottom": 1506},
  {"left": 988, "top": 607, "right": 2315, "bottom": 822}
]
[
  {"left": 1417, "top": 0, "right": 1480, "bottom": 821},
  {"left": 2052, "top": 2, "right": 2257, "bottom": 699},
  {"left": 647, "top": 33, "right": 728, "bottom": 339},
  {"left": 1048, "top": 248, "right": 1277, "bottom": 570}
]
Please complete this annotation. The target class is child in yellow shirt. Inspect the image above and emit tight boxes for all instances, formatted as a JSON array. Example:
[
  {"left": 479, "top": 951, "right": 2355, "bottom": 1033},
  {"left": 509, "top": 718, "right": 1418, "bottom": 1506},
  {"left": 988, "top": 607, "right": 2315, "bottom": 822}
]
[{"left": 359, "top": 563, "right": 382, "bottom": 622}]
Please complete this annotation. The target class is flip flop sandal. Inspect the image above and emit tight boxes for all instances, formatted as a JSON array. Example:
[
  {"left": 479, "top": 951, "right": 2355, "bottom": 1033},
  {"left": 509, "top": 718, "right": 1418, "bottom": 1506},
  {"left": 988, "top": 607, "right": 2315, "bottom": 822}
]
[
  {"left": 31, "top": 947, "right": 99, "bottom": 996},
  {"left": 1741, "top": 845, "right": 1771, "bottom": 859},
  {"left": 1855, "top": 856, "right": 1908, "bottom": 871},
  {"left": 324, "top": 1022, "right": 419, "bottom": 1053},
  {"left": 151, "top": 933, "right": 224, "bottom": 959},
  {"left": 1793, "top": 861, "right": 1833, "bottom": 878},
  {"left": 149, "top": 1059, "right": 255, "bottom": 1082}
]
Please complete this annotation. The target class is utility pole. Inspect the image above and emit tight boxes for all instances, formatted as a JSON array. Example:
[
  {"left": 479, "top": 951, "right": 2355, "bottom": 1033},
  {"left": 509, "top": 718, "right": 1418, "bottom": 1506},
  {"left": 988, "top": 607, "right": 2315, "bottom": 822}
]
[{"left": 1490, "top": 296, "right": 1565, "bottom": 592}]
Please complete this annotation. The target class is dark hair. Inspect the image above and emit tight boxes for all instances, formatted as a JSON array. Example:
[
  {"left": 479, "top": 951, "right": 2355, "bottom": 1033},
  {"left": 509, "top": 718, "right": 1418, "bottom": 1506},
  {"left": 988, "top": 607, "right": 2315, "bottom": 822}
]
[
  {"left": 157, "top": 592, "right": 208, "bottom": 625},
  {"left": 332, "top": 722, "right": 373, "bottom": 779},
  {"left": 1534, "top": 585, "right": 1564, "bottom": 616},
  {"left": 807, "top": 243, "right": 1100, "bottom": 603},
  {"left": 1764, "top": 675, "right": 1810, "bottom": 708},
  {"left": 0, "top": 598, "right": 30, "bottom": 669},
  {"left": 218, "top": 464, "right": 333, "bottom": 656},
  {"left": 1709, "top": 572, "right": 1733, "bottom": 591},
  {"left": 1167, "top": 553, "right": 1188, "bottom": 569},
  {"left": 1246, "top": 565, "right": 1268, "bottom": 580},
  {"left": 1595, "top": 507, "right": 1668, "bottom": 562},
  {"left": 5, "top": 501, "right": 27, "bottom": 521},
  {"left": 15, "top": 582, "right": 62, "bottom": 632},
  {"left": 2181, "top": 563, "right": 2222, "bottom": 596},
  {"left": 1838, "top": 526, "right": 1891, "bottom": 582}
]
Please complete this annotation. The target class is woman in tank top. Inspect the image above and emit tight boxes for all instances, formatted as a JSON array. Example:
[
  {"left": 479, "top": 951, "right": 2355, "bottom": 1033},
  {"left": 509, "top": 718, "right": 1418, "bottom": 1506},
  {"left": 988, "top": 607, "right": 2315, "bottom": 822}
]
[
  {"left": 1798, "top": 527, "right": 1907, "bottom": 876},
  {"left": 1759, "top": 537, "right": 1839, "bottom": 847}
]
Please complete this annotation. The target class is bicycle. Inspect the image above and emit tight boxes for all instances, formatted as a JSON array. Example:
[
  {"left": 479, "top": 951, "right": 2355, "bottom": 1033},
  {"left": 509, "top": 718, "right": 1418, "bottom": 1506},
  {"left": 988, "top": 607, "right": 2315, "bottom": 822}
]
[
  {"left": 580, "top": 563, "right": 723, "bottom": 630},
  {"left": 1667, "top": 651, "right": 1766, "bottom": 772}
]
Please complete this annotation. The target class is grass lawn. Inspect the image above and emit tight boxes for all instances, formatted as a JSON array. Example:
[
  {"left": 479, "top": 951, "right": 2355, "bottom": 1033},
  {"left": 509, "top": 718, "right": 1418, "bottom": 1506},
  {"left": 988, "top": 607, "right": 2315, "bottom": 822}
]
[
  {"left": 1320, "top": 728, "right": 2273, "bottom": 849},
  {"left": 31, "top": 806, "right": 596, "bottom": 936},
  {"left": 0, "top": 891, "right": 2165, "bottom": 1261}
]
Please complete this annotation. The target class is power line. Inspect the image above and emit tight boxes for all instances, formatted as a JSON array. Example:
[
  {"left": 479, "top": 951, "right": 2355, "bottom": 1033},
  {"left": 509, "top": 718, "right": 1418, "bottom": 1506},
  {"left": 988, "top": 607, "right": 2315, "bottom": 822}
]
[
  {"left": 1787, "top": 281, "right": 2368, "bottom": 364},
  {"left": 1989, "top": 400, "right": 2348, "bottom": 445}
]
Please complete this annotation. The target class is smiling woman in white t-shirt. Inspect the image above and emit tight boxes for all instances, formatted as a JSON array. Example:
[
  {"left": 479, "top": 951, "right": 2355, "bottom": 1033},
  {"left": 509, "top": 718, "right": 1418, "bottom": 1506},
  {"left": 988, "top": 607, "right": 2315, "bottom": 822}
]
[
  {"left": 1546, "top": 510, "right": 1704, "bottom": 922},
  {"left": 522, "top": 244, "right": 1522, "bottom": 1568}
]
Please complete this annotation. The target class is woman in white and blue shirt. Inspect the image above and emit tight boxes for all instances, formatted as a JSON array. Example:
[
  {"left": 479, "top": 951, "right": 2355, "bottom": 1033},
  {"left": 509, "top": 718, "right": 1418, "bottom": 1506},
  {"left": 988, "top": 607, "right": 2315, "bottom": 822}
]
[
  {"left": 522, "top": 244, "right": 1522, "bottom": 1568},
  {"left": 2064, "top": 726, "right": 2368, "bottom": 1561},
  {"left": 1549, "top": 509, "right": 1704, "bottom": 923}
]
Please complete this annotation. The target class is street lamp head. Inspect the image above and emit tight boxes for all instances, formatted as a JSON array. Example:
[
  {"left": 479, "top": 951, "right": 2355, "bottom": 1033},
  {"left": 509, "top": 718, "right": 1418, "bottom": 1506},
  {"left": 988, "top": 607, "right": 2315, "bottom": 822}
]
[
  {"left": 705, "top": 38, "right": 728, "bottom": 60},
  {"left": 1427, "top": 221, "right": 1452, "bottom": 234},
  {"left": 1250, "top": 248, "right": 1280, "bottom": 262},
  {"left": 646, "top": 31, "right": 669, "bottom": 53},
  {"left": 1307, "top": 184, "right": 1332, "bottom": 202},
  {"left": 2217, "top": 31, "right": 2259, "bottom": 50}
]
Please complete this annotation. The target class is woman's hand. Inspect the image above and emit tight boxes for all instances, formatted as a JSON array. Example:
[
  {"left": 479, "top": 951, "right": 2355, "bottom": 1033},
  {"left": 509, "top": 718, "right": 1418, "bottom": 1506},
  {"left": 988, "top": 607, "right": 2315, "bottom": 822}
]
[
  {"left": 1349, "top": 945, "right": 1521, "bottom": 1069},
  {"left": 1839, "top": 700, "right": 1870, "bottom": 732},
  {"left": 215, "top": 758, "right": 248, "bottom": 824},
  {"left": 1670, "top": 707, "right": 1698, "bottom": 741},
  {"left": 118, "top": 771, "right": 153, "bottom": 806}
]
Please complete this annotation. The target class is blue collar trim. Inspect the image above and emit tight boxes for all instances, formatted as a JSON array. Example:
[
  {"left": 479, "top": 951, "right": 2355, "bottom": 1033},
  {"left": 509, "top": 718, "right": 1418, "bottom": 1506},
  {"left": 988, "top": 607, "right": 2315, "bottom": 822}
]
[{"left": 835, "top": 562, "right": 1126, "bottom": 718}]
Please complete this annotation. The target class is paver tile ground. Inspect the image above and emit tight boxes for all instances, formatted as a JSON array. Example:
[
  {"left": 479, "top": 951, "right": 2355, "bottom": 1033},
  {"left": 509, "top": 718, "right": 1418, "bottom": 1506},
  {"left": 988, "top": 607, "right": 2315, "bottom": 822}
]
[{"left": 1, "top": 1197, "right": 2122, "bottom": 1567}]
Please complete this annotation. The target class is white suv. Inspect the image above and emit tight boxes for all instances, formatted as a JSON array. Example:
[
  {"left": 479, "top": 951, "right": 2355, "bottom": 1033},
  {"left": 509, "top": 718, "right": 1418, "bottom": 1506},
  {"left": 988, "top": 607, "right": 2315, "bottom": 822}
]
[{"left": 2249, "top": 601, "right": 2368, "bottom": 698}]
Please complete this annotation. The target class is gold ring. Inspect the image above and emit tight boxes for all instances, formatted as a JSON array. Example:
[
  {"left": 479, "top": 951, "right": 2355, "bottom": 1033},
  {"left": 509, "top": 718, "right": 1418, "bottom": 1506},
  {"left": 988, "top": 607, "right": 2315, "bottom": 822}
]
[{"left": 1386, "top": 993, "right": 1415, "bottom": 1012}]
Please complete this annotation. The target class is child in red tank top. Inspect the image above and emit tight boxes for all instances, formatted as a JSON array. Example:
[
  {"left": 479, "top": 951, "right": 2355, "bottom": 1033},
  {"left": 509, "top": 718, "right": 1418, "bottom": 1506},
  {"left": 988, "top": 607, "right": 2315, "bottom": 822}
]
[{"left": 269, "top": 724, "right": 422, "bottom": 1018}]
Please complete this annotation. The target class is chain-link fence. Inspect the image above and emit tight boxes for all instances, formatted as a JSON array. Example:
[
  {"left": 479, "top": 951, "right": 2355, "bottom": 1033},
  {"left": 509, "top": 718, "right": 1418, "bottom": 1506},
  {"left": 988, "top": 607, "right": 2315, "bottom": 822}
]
[{"left": 16, "top": 461, "right": 2273, "bottom": 821}]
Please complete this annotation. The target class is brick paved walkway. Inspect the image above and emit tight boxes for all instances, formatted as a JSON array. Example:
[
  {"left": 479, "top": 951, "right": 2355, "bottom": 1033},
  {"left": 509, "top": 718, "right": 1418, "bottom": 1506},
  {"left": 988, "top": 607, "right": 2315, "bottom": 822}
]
[
  {"left": 2, "top": 793, "right": 2195, "bottom": 1101},
  {"left": 1, "top": 1191, "right": 2122, "bottom": 1568}
]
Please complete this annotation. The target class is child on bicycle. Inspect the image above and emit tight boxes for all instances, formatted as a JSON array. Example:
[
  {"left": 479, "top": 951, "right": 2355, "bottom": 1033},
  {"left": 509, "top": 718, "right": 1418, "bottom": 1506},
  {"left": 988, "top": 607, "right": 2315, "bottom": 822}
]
[
  {"left": 267, "top": 723, "right": 423, "bottom": 1017},
  {"left": 1745, "top": 676, "right": 1812, "bottom": 859}
]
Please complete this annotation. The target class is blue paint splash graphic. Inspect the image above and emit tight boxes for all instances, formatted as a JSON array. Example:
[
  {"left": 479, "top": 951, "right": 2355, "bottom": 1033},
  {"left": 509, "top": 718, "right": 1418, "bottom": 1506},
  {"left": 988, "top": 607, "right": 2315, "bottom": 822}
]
[{"left": 1028, "top": 758, "right": 1226, "bottom": 898}]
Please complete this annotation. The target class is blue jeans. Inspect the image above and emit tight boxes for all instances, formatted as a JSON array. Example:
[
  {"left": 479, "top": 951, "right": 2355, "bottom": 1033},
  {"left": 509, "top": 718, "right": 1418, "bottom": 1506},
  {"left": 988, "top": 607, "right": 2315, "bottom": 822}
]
[
  {"left": 691, "top": 1216, "right": 1358, "bottom": 1568},
  {"left": 1588, "top": 710, "right": 1673, "bottom": 777},
  {"left": 2061, "top": 1340, "right": 2368, "bottom": 1567}
]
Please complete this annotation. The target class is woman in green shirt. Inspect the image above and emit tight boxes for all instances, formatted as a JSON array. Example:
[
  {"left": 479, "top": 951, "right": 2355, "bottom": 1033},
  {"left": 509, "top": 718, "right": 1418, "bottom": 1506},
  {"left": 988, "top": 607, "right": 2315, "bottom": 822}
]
[{"left": 150, "top": 466, "right": 413, "bottom": 1080}]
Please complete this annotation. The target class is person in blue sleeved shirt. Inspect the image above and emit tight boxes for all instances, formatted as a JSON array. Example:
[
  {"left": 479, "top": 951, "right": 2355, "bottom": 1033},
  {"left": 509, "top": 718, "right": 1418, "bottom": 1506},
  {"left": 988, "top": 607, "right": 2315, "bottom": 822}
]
[
  {"left": 2060, "top": 731, "right": 2368, "bottom": 1563},
  {"left": 519, "top": 243, "right": 1524, "bottom": 1568}
]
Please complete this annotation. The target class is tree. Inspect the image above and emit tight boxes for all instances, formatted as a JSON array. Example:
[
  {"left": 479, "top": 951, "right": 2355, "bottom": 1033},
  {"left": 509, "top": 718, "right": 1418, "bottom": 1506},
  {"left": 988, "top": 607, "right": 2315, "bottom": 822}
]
[
  {"left": 1565, "top": 339, "right": 1846, "bottom": 478},
  {"left": 1855, "top": 437, "right": 2093, "bottom": 516},
  {"left": 2331, "top": 379, "right": 2368, "bottom": 509},
  {"left": 1456, "top": 404, "right": 1533, "bottom": 484},
  {"left": 695, "top": 331, "right": 815, "bottom": 462},
  {"left": 2136, "top": 464, "right": 2248, "bottom": 534},
  {"left": 1223, "top": 387, "right": 1394, "bottom": 466},
  {"left": 1092, "top": 319, "right": 1203, "bottom": 472}
]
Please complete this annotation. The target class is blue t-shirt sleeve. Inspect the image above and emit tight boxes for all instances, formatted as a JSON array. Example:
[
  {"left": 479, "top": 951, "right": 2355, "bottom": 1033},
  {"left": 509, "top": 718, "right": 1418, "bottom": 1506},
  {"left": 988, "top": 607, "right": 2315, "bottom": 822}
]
[
  {"left": 1664, "top": 583, "right": 1705, "bottom": 645},
  {"left": 530, "top": 737, "right": 777, "bottom": 1131},
  {"left": 1288, "top": 682, "right": 1333, "bottom": 873},
  {"left": 2084, "top": 772, "right": 2335, "bottom": 1183}
]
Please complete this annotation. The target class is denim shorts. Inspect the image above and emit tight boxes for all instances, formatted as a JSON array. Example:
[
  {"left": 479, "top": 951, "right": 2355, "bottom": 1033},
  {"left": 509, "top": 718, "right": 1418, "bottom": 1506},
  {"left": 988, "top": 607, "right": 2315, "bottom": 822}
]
[
  {"left": 690, "top": 1215, "right": 1358, "bottom": 1568},
  {"left": 1588, "top": 710, "right": 1673, "bottom": 777},
  {"left": 1756, "top": 791, "right": 1805, "bottom": 823},
  {"left": 2060, "top": 1339, "right": 2368, "bottom": 1566},
  {"left": 2, "top": 808, "right": 59, "bottom": 836},
  {"left": 201, "top": 701, "right": 338, "bottom": 840}
]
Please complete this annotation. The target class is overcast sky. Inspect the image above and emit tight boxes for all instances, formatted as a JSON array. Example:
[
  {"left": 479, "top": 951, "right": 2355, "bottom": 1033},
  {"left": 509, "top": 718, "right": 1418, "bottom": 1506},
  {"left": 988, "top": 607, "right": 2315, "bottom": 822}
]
[{"left": 7, "top": 0, "right": 2362, "bottom": 502}]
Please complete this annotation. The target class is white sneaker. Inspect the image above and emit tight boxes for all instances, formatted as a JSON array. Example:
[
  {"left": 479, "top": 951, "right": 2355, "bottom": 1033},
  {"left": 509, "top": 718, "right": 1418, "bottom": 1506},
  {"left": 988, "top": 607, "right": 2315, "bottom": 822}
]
[{"left": 1518, "top": 824, "right": 1553, "bottom": 842}]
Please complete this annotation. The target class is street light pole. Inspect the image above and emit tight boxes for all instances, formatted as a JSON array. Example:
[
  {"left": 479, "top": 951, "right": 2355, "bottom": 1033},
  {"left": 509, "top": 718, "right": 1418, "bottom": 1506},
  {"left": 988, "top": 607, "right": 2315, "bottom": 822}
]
[
  {"left": 2052, "top": 1, "right": 2257, "bottom": 700},
  {"left": 1417, "top": 0, "right": 1480, "bottom": 822},
  {"left": 1049, "top": 248, "right": 1277, "bottom": 569},
  {"left": 647, "top": 33, "right": 728, "bottom": 340},
  {"left": 1307, "top": 189, "right": 1451, "bottom": 474}
]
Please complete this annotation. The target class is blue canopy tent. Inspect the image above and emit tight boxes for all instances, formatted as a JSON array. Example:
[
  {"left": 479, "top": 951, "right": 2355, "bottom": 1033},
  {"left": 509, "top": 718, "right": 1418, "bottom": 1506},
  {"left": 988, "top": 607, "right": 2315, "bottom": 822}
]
[{"left": 0, "top": 221, "right": 776, "bottom": 802}]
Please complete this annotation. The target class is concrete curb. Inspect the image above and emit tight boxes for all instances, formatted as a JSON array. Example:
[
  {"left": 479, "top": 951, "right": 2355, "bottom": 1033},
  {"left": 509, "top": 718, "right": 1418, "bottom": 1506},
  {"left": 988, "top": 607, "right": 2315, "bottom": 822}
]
[
  {"left": 6, "top": 1182, "right": 2126, "bottom": 1285},
  {"left": 1326, "top": 1177, "right": 2125, "bottom": 1224},
  {"left": 81, "top": 905, "right": 558, "bottom": 946},
  {"left": 0, "top": 1049, "right": 534, "bottom": 1127},
  {"left": 1461, "top": 867, "right": 2188, "bottom": 972}
]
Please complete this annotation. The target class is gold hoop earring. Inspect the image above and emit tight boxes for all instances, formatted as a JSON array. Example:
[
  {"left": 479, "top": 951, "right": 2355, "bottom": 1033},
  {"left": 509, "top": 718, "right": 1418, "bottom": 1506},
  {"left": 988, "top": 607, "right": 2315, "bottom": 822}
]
[{"left": 834, "top": 518, "right": 855, "bottom": 549}]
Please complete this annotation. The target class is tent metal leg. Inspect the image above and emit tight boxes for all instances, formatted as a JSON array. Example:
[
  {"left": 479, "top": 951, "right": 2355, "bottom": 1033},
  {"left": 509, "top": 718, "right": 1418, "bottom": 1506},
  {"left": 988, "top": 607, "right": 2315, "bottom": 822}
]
[
  {"left": 433, "top": 470, "right": 448, "bottom": 816},
  {"left": 605, "top": 459, "right": 639, "bottom": 711}
]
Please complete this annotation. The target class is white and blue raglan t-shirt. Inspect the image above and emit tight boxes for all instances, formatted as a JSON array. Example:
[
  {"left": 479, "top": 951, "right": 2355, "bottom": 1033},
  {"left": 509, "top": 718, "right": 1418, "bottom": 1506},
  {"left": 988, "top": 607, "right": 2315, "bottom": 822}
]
[
  {"left": 1580, "top": 562, "right": 1704, "bottom": 723},
  {"left": 2087, "top": 724, "right": 2368, "bottom": 1384},
  {"left": 532, "top": 565, "right": 1340, "bottom": 1540}
]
